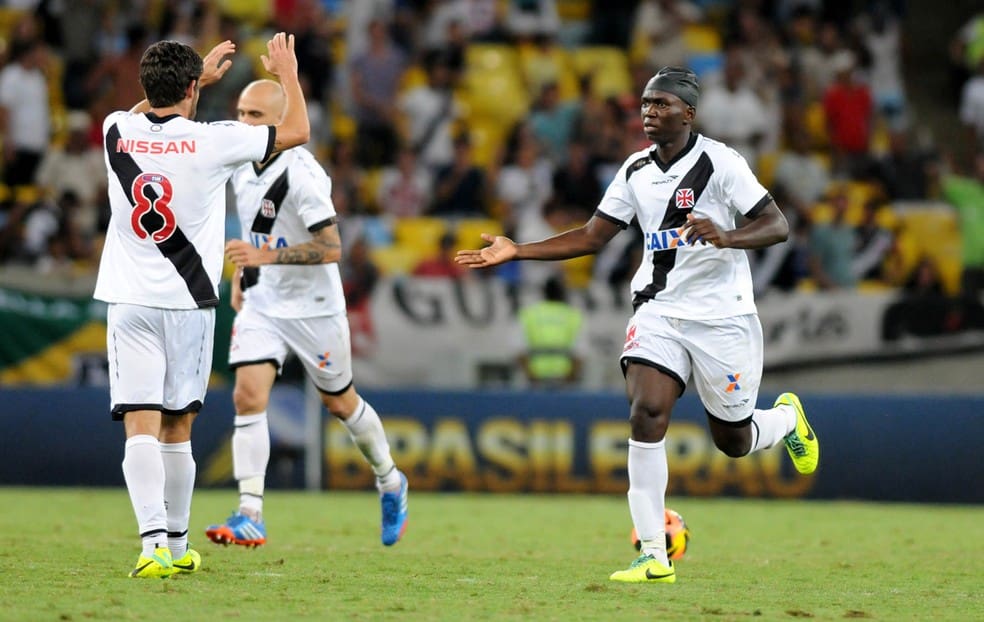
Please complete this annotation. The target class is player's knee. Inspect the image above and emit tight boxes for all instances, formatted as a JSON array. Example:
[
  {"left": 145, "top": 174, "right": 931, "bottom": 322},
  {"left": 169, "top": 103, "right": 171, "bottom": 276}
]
[
  {"left": 232, "top": 384, "right": 267, "bottom": 414},
  {"left": 628, "top": 401, "right": 670, "bottom": 442},
  {"left": 711, "top": 431, "right": 751, "bottom": 458}
]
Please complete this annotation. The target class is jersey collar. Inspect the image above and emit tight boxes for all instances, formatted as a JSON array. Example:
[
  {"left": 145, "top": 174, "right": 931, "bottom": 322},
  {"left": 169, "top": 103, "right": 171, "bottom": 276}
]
[
  {"left": 252, "top": 151, "right": 283, "bottom": 176},
  {"left": 650, "top": 132, "right": 698, "bottom": 173},
  {"left": 145, "top": 112, "right": 182, "bottom": 124}
]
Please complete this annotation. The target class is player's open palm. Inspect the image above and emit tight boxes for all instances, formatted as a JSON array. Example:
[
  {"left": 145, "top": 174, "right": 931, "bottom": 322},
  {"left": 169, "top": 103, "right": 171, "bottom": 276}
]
[
  {"left": 261, "top": 32, "right": 297, "bottom": 78},
  {"left": 455, "top": 233, "right": 518, "bottom": 268},
  {"left": 200, "top": 40, "right": 236, "bottom": 87}
]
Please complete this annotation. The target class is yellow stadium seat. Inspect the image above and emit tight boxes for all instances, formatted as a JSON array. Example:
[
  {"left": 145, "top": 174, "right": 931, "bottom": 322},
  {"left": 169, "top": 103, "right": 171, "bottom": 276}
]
[
  {"left": 517, "top": 43, "right": 579, "bottom": 101},
  {"left": 803, "top": 102, "right": 828, "bottom": 147},
  {"left": 570, "top": 46, "right": 633, "bottom": 98},
  {"left": 756, "top": 151, "right": 779, "bottom": 189},
  {"left": 459, "top": 71, "right": 529, "bottom": 125},
  {"left": 392, "top": 217, "right": 448, "bottom": 257},
  {"left": 455, "top": 218, "right": 504, "bottom": 250},
  {"left": 370, "top": 244, "right": 426, "bottom": 276},
  {"left": 682, "top": 23, "right": 723, "bottom": 54},
  {"left": 359, "top": 168, "right": 384, "bottom": 214},
  {"left": 466, "top": 119, "right": 508, "bottom": 168},
  {"left": 933, "top": 248, "right": 963, "bottom": 296},
  {"left": 398, "top": 63, "right": 428, "bottom": 94},
  {"left": 465, "top": 44, "right": 521, "bottom": 76}
]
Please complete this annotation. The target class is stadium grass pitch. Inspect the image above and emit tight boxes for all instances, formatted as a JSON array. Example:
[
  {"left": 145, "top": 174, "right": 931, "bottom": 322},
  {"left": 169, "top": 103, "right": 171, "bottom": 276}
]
[{"left": 0, "top": 487, "right": 981, "bottom": 621}]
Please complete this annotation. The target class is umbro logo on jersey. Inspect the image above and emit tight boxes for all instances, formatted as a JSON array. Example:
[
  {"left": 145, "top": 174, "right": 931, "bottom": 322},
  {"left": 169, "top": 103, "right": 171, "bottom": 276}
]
[
  {"left": 651, "top": 175, "right": 679, "bottom": 185},
  {"left": 260, "top": 199, "right": 276, "bottom": 218}
]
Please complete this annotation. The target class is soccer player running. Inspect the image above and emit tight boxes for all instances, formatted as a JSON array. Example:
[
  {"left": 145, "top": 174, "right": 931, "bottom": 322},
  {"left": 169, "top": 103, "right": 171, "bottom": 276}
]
[
  {"left": 94, "top": 33, "right": 310, "bottom": 578},
  {"left": 204, "top": 79, "right": 409, "bottom": 550},
  {"left": 456, "top": 67, "right": 819, "bottom": 584}
]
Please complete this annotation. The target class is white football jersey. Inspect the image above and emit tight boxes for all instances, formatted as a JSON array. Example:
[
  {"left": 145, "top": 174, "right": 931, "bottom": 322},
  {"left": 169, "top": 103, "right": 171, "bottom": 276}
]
[
  {"left": 95, "top": 111, "right": 273, "bottom": 309},
  {"left": 597, "top": 133, "right": 771, "bottom": 320},
  {"left": 230, "top": 147, "right": 345, "bottom": 319}
]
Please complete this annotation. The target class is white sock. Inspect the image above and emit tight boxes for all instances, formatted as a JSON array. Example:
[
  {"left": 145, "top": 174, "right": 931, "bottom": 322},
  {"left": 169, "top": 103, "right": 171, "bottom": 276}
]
[
  {"left": 342, "top": 397, "right": 400, "bottom": 491},
  {"left": 233, "top": 412, "right": 269, "bottom": 519},
  {"left": 161, "top": 441, "right": 195, "bottom": 559},
  {"left": 122, "top": 434, "right": 168, "bottom": 556},
  {"left": 748, "top": 402, "right": 797, "bottom": 453},
  {"left": 626, "top": 439, "right": 669, "bottom": 566}
]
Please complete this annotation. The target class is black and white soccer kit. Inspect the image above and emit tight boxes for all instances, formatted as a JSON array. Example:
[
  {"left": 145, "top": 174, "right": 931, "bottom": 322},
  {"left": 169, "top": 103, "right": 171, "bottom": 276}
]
[
  {"left": 598, "top": 133, "right": 773, "bottom": 422},
  {"left": 95, "top": 111, "right": 273, "bottom": 417},
  {"left": 227, "top": 147, "right": 353, "bottom": 395}
]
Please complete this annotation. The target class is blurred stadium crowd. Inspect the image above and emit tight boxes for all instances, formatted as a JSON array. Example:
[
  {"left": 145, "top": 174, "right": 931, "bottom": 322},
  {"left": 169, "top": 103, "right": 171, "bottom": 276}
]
[{"left": 0, "top": 0, "right": 983, "bottom": 318}]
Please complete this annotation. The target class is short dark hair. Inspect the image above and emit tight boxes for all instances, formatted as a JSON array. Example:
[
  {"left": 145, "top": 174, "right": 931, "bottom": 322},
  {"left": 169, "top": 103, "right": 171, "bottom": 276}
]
[{"left": 139, "top": 40, "right": 203, "bottom": 108}]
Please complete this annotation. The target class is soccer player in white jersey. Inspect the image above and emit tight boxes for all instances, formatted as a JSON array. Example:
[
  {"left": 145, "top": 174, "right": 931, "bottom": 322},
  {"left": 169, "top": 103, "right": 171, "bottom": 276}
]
[
  {"left": 204, "top": 79, "right": 408, "bottom": 549},
  {"left": 456, "top": 67, "right": 819, "bottom": 583},
  {"left": 94, "top": 33, "right": 310, "bottom": 578}
]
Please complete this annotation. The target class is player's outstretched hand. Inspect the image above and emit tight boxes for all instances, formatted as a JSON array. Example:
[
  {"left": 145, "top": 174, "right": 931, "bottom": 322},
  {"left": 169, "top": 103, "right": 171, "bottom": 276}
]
[
  {"left": 199, "top": 40, "right": 236, "bottom": 87},
  {"left": 454, "top": 233, "right": 518, "bottom": 268},
  {"left": 261, "top": 32, "right": 298, "bottom": 79}
]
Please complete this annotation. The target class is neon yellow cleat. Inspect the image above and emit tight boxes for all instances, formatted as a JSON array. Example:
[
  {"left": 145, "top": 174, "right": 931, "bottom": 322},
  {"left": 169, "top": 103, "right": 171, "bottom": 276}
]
[
  {"left": 172, "top": 548, "right": 202, "bottom": 574},
  {"left": 609, "top": 554, "right": 676, "bottom": 584},
  {"left": 776, "top": 392, "right": 819, "bottom": 474},
  {"left": 129, "top": 548, "right": 175, "bottom": 579}
]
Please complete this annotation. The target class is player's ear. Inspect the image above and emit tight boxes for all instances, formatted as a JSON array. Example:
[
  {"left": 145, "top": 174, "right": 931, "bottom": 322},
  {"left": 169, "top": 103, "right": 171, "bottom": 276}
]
[
  {"left": 186, "top": 79, "right": 199, "bottom": 99},
  {"left": 684, "top": 105, "right": 696, "bottom": 125}
]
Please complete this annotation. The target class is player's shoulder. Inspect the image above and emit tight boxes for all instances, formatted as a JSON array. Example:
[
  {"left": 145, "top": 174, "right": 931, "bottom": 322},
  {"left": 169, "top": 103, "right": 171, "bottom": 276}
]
[
  {"left": 287, "top": 148, "right": 331, "bottom": 184},
  {"left": 697, "top": 134, "right": 747, "bottom": 165},
  {"left": 617, "top": 146, "right": 656, "bottom": 180}
]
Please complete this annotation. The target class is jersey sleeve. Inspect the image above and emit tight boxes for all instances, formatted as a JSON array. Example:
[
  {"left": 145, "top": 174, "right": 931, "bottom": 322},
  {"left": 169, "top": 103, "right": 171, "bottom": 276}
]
[
  {"left": 595, "top": 158, "right": 640, "bottom": 228},
  {"left": 715, "top": 148, "right": 772, "bottom": 217},
  {"left": 206, "top": 121, "right": 274, "bottom": 166},
  {"left": 294, "top": 157, "right": 337, "bottom": 230}
]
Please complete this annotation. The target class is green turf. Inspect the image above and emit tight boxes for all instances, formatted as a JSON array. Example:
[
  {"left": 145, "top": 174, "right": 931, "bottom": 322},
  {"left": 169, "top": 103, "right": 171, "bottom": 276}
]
[{"left": 0, "top": 487, "right": 981, "bottom": 621}]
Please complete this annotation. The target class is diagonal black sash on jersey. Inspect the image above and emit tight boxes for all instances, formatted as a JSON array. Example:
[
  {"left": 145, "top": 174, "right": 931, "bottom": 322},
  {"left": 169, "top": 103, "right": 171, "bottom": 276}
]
[
  {"left": 633, "top": 151, "right": 714, "bottom": 309},
  {"left": 240, "top": 169, "right": 289, "bottom": 290},
  {"left": 105, "top": 123, "right": 218, "bottom": 308}
]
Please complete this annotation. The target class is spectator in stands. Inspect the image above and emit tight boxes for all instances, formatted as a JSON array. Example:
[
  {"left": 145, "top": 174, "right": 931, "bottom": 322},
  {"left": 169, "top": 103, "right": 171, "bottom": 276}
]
[
  {"left": 342, "top": 235, "right": 382, "bottom": 357},
  {"left": 413, "top": 231, "right": 465, "bottom": 278},
  {"left": 799, "top": 20, "right": 847, "bottom": 102},
  {"left": 86, "top": 24, "right": 149, "bottom": 120},
  {"left": 808, "top": 189, "right": 857, "bottom": 289},
  {"left": 195, "top": 17, "right": 257, "bottom": 122},
  {"left": 376, "top": 145, "right": 433, "bottom": 218},
  {"left": 697, "top": 47, "right": 769, "bottom": 167},
  {"left": 773, "top": 126, "right": 831, "bottom": 211},
  {"left": 528, "top": 80, "right": 580, "bottom": 166},
  {"left": 496, "top": 124, "right": 554, "bottom": 243},
  {"left": 823, "top": 50, "right": 873, "bottom": 177},
  {"left": 949, "top": 11, "right": 984, "bottom": 96},
  {"left": 749, "top": 188, "right": 809, "bottom": 297},
  {"left": 852, "top": 196, "right": 894, "bottom": 282},
  {"left": 940, "top": 152, "right": 984, "bottom": 301},
  {"left": 0, "top": 37, "right": 51, "bottom": 187},
  {"left": 552, "top": 139, "right": 601, "bottom": 216},
  {"left": 326, "top": 138, "right": 368, "bottom": 215},
  {"left": 631, "top": 0, "right": 702, "bottom": 72},
  {"left": 505, "top": 0, "right": 560, "bottom": 41},
  {"left": 858, "top": 1, "right": 907, "bottom": 128},
  {"left": 34, "top": 110, "right": 106, "bottom": 246},
  {"left": 958, "top": 57, "right": 984, "bottom": 157},
  {"left": 397, "top": 50, "right": 459, "bottom": 174},
  {"left": 869, "top": 128, "right": 936, "bottom": 200},
  {"left": 515, "top": 274, "right": 584, "bottom": 388},
  {"left": 349, "top": 18, "right": 407, "bottom": 167},
  {"left": 429, "top": 133, "right": 489, "bottom": 216}
]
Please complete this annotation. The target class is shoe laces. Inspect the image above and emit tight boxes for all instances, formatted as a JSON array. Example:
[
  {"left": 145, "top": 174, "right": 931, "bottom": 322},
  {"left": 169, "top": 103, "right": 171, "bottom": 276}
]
[
  {"left": 786, "top": 434, "right": 807, "bottom": 456},
  {"left": 629, "top": 554, "right": 654, "bottom": 569}
]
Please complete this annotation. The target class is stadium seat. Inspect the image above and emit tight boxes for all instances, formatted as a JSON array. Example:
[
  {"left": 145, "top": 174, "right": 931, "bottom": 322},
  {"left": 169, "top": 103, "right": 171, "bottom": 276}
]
[
  {"left": 756, "top": 151, "right": 779, "bottom": 188},
  {"left": 455, "top": 218, "right": 503, "bottom": 250},
  {"left": 803, "top": 102, "right": 829, "bottom": 147},
  {"left": 682, "top": 23, "right": 723, "bottom": 54},
  {"left": 517, "top": 43, "right": 579, "bottom": 101},
  {"left": 570, "top": 46, "right": 633, "bottom": 98},
  {"left": 466, "top": 119, "right": 508, "bottom": 168},
  {"left": 369, "top": 244, "right": 426, "bottom": 276},
  {"left": 465, "top": 43, "right": 521, "bottom": 76},
  {"left": 392, "top": 217, "right": 448, "bottom": 258}
]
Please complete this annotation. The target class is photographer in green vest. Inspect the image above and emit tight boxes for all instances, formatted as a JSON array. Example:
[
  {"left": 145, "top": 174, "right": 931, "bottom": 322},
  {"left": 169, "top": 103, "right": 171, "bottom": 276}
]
[{"left": 518, "top": 275, "right": 584, "bottom": 387}]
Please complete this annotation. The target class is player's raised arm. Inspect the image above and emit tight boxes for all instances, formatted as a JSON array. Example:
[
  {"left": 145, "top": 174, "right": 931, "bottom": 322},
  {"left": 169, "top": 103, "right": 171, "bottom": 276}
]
[
  {"left": 128, "top": 40, "right": 237, "bottom": 114},
  {"left": 261, "top": 32, "right": 310, "bottom": 154},
  {"left": 455, "top": 213, "right": 622, "bottom": 269}
]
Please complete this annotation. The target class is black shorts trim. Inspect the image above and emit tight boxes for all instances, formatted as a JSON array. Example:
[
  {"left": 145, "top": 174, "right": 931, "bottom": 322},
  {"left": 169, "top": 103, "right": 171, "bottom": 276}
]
[
  {"left": 111, "top": 401, "right": 202, "bottom": 421},
  {"left": 316, "top": 380, "right": 353, "bottom": 397},
  {"left": 705, "top": 408, "right": 753, "bottom": 427},
  {"left": 229, "top": 358, "right": 281, "bottom": 372},
  {"left": 620, "top": 357, "right": 686, "bottom": 396}
]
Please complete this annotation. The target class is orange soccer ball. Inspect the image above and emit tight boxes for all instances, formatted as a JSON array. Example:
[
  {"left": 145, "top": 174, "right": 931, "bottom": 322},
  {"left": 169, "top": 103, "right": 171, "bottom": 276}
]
[{"left": 630, "top": 508, "right": 691, "bottom": 560}]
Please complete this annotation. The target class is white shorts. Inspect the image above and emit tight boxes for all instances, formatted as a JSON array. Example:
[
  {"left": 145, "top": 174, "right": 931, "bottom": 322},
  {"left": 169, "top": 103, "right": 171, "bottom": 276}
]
[
  {"left": 228, "top": 305, "right": 353, "bottom": 394},
  {"left": 106, "top": 303, "right": 215, "bottom": 420},
  {"left": 620, "top": 307, "right": 763, "bottom": 424}
]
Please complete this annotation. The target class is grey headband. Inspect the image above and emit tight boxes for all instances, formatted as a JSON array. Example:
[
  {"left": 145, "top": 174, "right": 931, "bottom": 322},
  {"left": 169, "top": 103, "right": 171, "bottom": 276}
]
[{"left": 646, "top": 67, "right": 700, "bottom": 108}]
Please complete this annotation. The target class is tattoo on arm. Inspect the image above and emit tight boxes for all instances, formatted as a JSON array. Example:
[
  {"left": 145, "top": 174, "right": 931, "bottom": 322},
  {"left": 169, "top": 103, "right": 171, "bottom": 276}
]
[{"left": 273, "top": 226, "right": 342, "bottom": 265}]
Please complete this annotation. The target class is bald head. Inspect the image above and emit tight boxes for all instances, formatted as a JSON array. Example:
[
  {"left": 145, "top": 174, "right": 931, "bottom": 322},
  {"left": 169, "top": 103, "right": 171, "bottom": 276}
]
[{"left": 237, "top": 79, "right": 286, "bottom": 126}]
